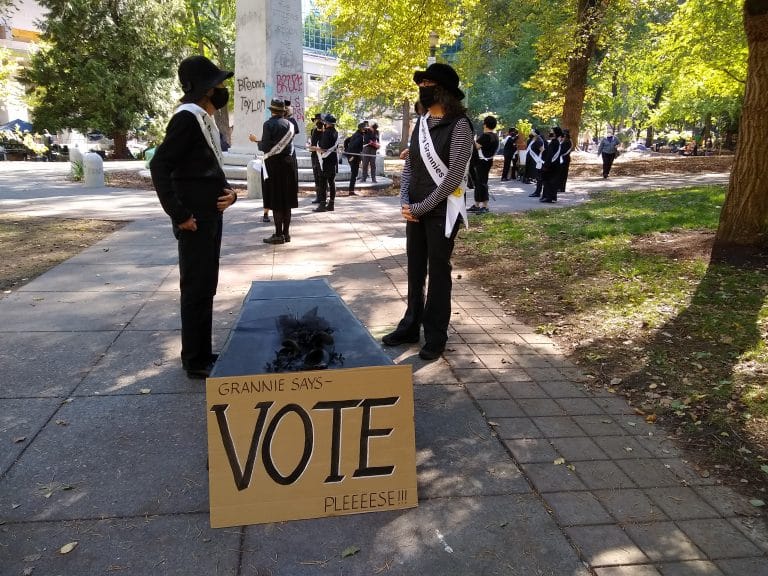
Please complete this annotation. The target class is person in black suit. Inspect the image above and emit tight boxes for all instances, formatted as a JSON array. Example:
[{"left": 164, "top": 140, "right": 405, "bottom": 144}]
[
  {"left": 150, "top": 55, "right": 237, "bottom": 380},
  {"left": 540, "top": 126, "right": 563, "bottom": 202},
  {"left": 313, "top": 114, "right": 339, "bottom": 211}
]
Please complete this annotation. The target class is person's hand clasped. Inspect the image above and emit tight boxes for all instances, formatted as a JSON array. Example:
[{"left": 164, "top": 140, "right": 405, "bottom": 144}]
[
  {"left": 248, "top": 133, "right": 258, "bottom": 143},
  {"left": 178, "top": 216, "right": 197, "bottom": 232},
  {"left": 401, "top": 204, "right": 419, "bottom": 223},
  {"left": 217, "top": 188, "right": 237, "bottom": 212}
]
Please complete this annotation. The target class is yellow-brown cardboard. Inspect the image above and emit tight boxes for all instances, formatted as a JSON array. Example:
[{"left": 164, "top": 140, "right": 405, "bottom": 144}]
[{"left": 206, "top": 365, "right": 417, "bottom": 527}]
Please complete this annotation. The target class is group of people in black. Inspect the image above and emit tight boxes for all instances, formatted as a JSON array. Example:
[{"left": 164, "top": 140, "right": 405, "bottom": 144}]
[{"left": 522, "top": 127, "right": 573, "bottom": 203}]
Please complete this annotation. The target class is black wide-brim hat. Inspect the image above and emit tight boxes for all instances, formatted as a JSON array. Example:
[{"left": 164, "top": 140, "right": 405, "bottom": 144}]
[
  {"left": 178, "top": 55, "right": 233, "bottom": 103},
  {"left": 268, "top": 98, "right": 286, "bottom": 113},
  {"left": 413, "top": 63, "right": 465, "bottom": 100},
  {"left": 321, "top": 113, "right": 337, "bottom": 125}
]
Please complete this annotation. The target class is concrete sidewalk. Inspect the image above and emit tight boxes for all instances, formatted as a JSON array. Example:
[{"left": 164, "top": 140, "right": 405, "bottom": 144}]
[{"left": 1, "top": 165, "right": 764, "bottom": 576}]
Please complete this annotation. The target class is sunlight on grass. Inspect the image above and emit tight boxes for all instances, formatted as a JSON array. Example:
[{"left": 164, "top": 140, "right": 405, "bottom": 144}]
[{"left": 456, "top": 185, "right": 768, "bottom": 483}]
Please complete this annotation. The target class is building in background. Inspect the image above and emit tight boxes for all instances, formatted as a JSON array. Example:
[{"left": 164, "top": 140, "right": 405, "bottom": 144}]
[{"left": 0, "top": 0, "right": 45, "bottom": 125}]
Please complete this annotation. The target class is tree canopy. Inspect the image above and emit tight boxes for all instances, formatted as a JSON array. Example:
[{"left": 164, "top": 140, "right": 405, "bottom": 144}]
[{"left": 21, "top": 0, "right": 187, "bottom": 156}]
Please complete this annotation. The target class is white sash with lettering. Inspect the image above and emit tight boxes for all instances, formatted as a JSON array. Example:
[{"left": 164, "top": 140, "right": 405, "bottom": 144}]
[
  {"left": 261, "top": 123, "right": 294, "bottom": 180},
  {"left": 418, "top": 113, "right": 470, "bottom": 237},
  {"left": 559, "top": 142, "right": 573, "bottom": 164},
  {"left": 175, "top": 103, "right": 224, "bottom": 169}
]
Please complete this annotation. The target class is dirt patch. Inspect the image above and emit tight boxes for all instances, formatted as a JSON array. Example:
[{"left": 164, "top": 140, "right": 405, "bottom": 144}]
[
  {"left": 632, "top": 230, "right": 716, "bottom": 260},
  {"left": 0, "top": 215, "right": 126, "bottom": 293}
]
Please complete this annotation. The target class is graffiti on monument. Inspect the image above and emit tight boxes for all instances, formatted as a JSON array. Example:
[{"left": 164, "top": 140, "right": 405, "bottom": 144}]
[{"left": 236, "top": 76, "right": 266, "bottom": 116}]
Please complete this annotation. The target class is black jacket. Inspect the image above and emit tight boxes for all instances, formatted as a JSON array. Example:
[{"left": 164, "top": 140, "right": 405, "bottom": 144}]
[{"left": 150, "top": 110, "right": 231, "bottom": 225}]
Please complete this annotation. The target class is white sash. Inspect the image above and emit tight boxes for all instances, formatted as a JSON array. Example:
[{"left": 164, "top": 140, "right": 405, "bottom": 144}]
[
  {"left": 320, "top": 135, "right": 340, "bottom": 159},
  {"left": 526, "top": 137, "right": 543, "bottom": 169},
  {"left": 560, "top": 142, "right": 573, "bottom": 164},
  {"left": 477, "top": 134, "right": 494, "bottom": 161},
  {"left": 174, "top": 103, "right": 224, "bottom": 169},
  {"left": 418, "top": 113, "right": 470, "bottom": 238},
  {"left": 261, "top": 123, "right": 294, "bottom": 180}
]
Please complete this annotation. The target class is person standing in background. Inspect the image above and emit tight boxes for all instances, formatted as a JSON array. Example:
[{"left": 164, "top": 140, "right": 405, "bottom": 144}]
[
  {"left": 526, "top": 128, "right": 545, "bottom": 196},
  {"left": 500, "top": 127, "right": 518, "bottom": 181},
  {"left": 309, "top": 113, "right": 323, "bottom": 204},
  {"left": 597, "top": 129, "right": 620, "bottom": 178},
  {"left": 540, "top": 126, "right": 563, "bottom": 203},
  {"left": 345, "top": 121, "right": 367, "bottom": 196},
  {"left": 361, "top": 122, "right": 379, "bottom": 183},
  {"left": 313, "top": 114, "right": 340, "bottom": 212},
  {"left": 150, "top": 55, "right": 237, "bottom": 380},
  {"left": 250, "top": 98, "right": 298, "bottom": 244},
  {"left": 467, "top": 115, "right": 498, "bottom": 214},
  {"left": 557, "top": 128, "right": 573, "bottom": 194}
]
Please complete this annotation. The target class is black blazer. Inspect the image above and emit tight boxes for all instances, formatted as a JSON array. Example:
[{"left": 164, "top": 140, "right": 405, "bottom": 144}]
[{"left": 150, "top": 110, "right": 231, "bottom": 224}]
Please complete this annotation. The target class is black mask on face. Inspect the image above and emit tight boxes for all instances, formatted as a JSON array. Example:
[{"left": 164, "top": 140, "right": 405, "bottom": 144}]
[
  {"left": 210, "top": 87, "right": 229, "bottom": 110},
  {"left": 418, "top": 85, "right": 437, "bottom": 109}
]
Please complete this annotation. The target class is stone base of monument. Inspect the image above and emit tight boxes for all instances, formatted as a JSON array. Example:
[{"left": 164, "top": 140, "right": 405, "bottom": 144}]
[
  {"left": 205, "top": 279, "right": 418, "bottom": 528},
  {"left": 222, "top": 151, "right": 387, "bottom": 185}
]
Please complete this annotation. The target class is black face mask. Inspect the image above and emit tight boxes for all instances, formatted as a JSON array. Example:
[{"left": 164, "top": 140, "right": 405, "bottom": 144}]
[
  {"left": 210, "top": 87, "right": 229, "bottom": 110},
  {"left": 418, "top": 85, "right": 437, "bottom": 109}
]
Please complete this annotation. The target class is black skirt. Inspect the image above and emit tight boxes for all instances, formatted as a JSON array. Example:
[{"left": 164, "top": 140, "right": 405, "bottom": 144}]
[{"left": 262, "top": 154, "right": 298, "bottom": 210}]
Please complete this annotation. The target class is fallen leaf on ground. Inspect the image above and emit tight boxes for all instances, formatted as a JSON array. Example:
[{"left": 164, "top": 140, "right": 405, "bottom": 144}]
[
  {"left": 553, "top": 457, "right": 565, "bottom": 465},
  {"left": 59, "top": 542, "right": 78, "bottom": 554},
  {"left": 341, "top": 546, "right": 360, "bottom": 558}
]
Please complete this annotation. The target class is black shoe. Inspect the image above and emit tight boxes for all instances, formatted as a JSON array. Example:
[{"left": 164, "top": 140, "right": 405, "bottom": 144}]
[
  {"left": 313, "top": 204, "right": 327, "bottom": 212},
  {"left": 382, "top": 330, "right": 420, "bottom": 346},
  {"left": 371, "top": 179, "right": 377, "bottom": 183},
  {"left": 348, "top": 191, "right": 357, "bottom": 196},
  {"left": 284, "top": 234, "right": 291, "bottom": 242},
  {"left": 263, "top": 234, "right": 285, "bottom": 244},
  {"left": 467, "top": 205, "right": 479, "bottom": 212},
  {"left": 262, "top": 215, "right": 270, "bottom": 223},
  {"left": 418, "top": 345, "right": 444, "bottom": 361},
  {"left": 311, "top": 199, "right": 321, "bottom": 204},
  {"left": 528, "top": 192, "right": 540, "bottom": 197},
  {"left": 186, "top": 363, "right": 213, "bottom": 379},
  {"left": 326, "top": 202, "right": 334, "bottom": 211},
  {"left": 540, "top": 198, "right": 553, "bottom": 203}
]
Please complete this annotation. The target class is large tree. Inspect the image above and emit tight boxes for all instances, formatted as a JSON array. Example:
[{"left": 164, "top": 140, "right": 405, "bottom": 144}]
[
  {"left": 315, "top": 0, "right": 475, "bottom": 142},
  {"left": 21, "top": 0, "right": 186, "bottom": 158},
  {"left": 714, "top": 0, "right": 768, "bottom": 254},
  {"left": 182, "top": 0, "right": 235, "bottom": 140}
]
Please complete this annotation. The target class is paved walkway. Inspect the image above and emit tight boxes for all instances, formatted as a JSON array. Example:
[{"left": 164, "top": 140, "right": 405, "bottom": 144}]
[{"left": 2, "top": 163, "right": 765, "bottom": 576}]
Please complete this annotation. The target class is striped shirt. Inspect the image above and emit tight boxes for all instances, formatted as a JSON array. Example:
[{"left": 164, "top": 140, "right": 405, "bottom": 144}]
[{"left": 401, "top": 115, "right": 474, "bottom": 217}]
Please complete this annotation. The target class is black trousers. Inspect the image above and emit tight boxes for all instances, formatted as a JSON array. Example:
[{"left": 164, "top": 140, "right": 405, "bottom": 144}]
[
  {"left": 177, "top": 215, "right": 222, "bottom": 370},
  {"left": 501, "top": 154, "right": 516, "bottom": 179},
  {"left": 602, "top": 152, "right": 616, "bottom": 177},
  {"left": 395, "top": 214, "right": 460, "bottom": 349},
  {"left": 310, "top": 152, "right": 322, "bottom": 200},
  {"left": 348, "top": 158, "right": 361, "bottom": 192},
  {"left": 473, "top": 159, "right": 492, "bottom": 203}
]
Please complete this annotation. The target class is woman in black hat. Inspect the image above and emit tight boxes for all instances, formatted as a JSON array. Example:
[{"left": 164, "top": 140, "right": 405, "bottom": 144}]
[
  {"left": 251, "top": 99, "right": 299, "bottom": 244},
  {"left": 313, "top": 114, "right": 339, "bottom": 211},
  {"left": 381, "top": 63, "right": 474, "bottom": 361},
  {"left": 540, "top": 126, "right": 564, "bottom": 203},
  {"left": 150, "top": 55, "right": 237, "bottom": 379}
]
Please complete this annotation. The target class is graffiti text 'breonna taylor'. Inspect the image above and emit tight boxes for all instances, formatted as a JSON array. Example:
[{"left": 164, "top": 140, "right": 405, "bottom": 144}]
[{"left": 210, "top": 397, "right": 400, "bottom": 490}]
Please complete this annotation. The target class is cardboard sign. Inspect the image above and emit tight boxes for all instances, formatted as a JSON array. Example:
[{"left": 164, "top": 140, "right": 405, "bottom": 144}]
[{"left": 206, "top": 365, "right": 417, "bottom": 527}]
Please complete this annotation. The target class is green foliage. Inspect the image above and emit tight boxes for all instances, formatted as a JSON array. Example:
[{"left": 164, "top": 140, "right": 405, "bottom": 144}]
[
  {"left": 21, "top": 0, "right": 187, "bottom": 141},
  {"left": 314, "top": 0, "right": 476, "bottom": 114}
]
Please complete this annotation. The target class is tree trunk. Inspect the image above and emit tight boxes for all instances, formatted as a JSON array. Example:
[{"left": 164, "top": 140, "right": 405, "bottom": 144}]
[
  {"left": 112, "top": 131, "right": 130, "bottom": 159},
  {"left": 713, "top": 0, "right": 768, "bottom": 255},
  {"left": 560, "top": 0, "right": 609, "bottom": 146},
  {"left": 400, "top": 99, "right": 410, "bottom": 150},
  {"left": 214, "top": 42, "right": 231, "bottom": 144}
]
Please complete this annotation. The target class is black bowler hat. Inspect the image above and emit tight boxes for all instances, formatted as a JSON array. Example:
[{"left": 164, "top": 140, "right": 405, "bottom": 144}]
[
  {"left": 178, "top": 55, "right": 233, "bottom": 103},
  {"left": 551, "top": 126, "right": 564, "bottom": 138},
  {"left": 413, "top": 63, "right": 465, "bottom": 100},
  {"left": 311, "top": 113, "right": 322, "bottom": 121},
  {"left": 322, "top": 113, "right": 337, "bottom": 125}
]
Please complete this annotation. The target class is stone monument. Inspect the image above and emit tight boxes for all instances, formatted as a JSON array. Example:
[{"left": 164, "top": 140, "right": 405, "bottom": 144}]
[{"left": 224, "top": 0, "right": 306, "bottom": 188}]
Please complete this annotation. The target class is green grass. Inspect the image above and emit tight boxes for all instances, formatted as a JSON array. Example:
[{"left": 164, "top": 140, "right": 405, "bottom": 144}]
[{"left": 457, "top": 185, "right": 768, "bottom": 485}]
